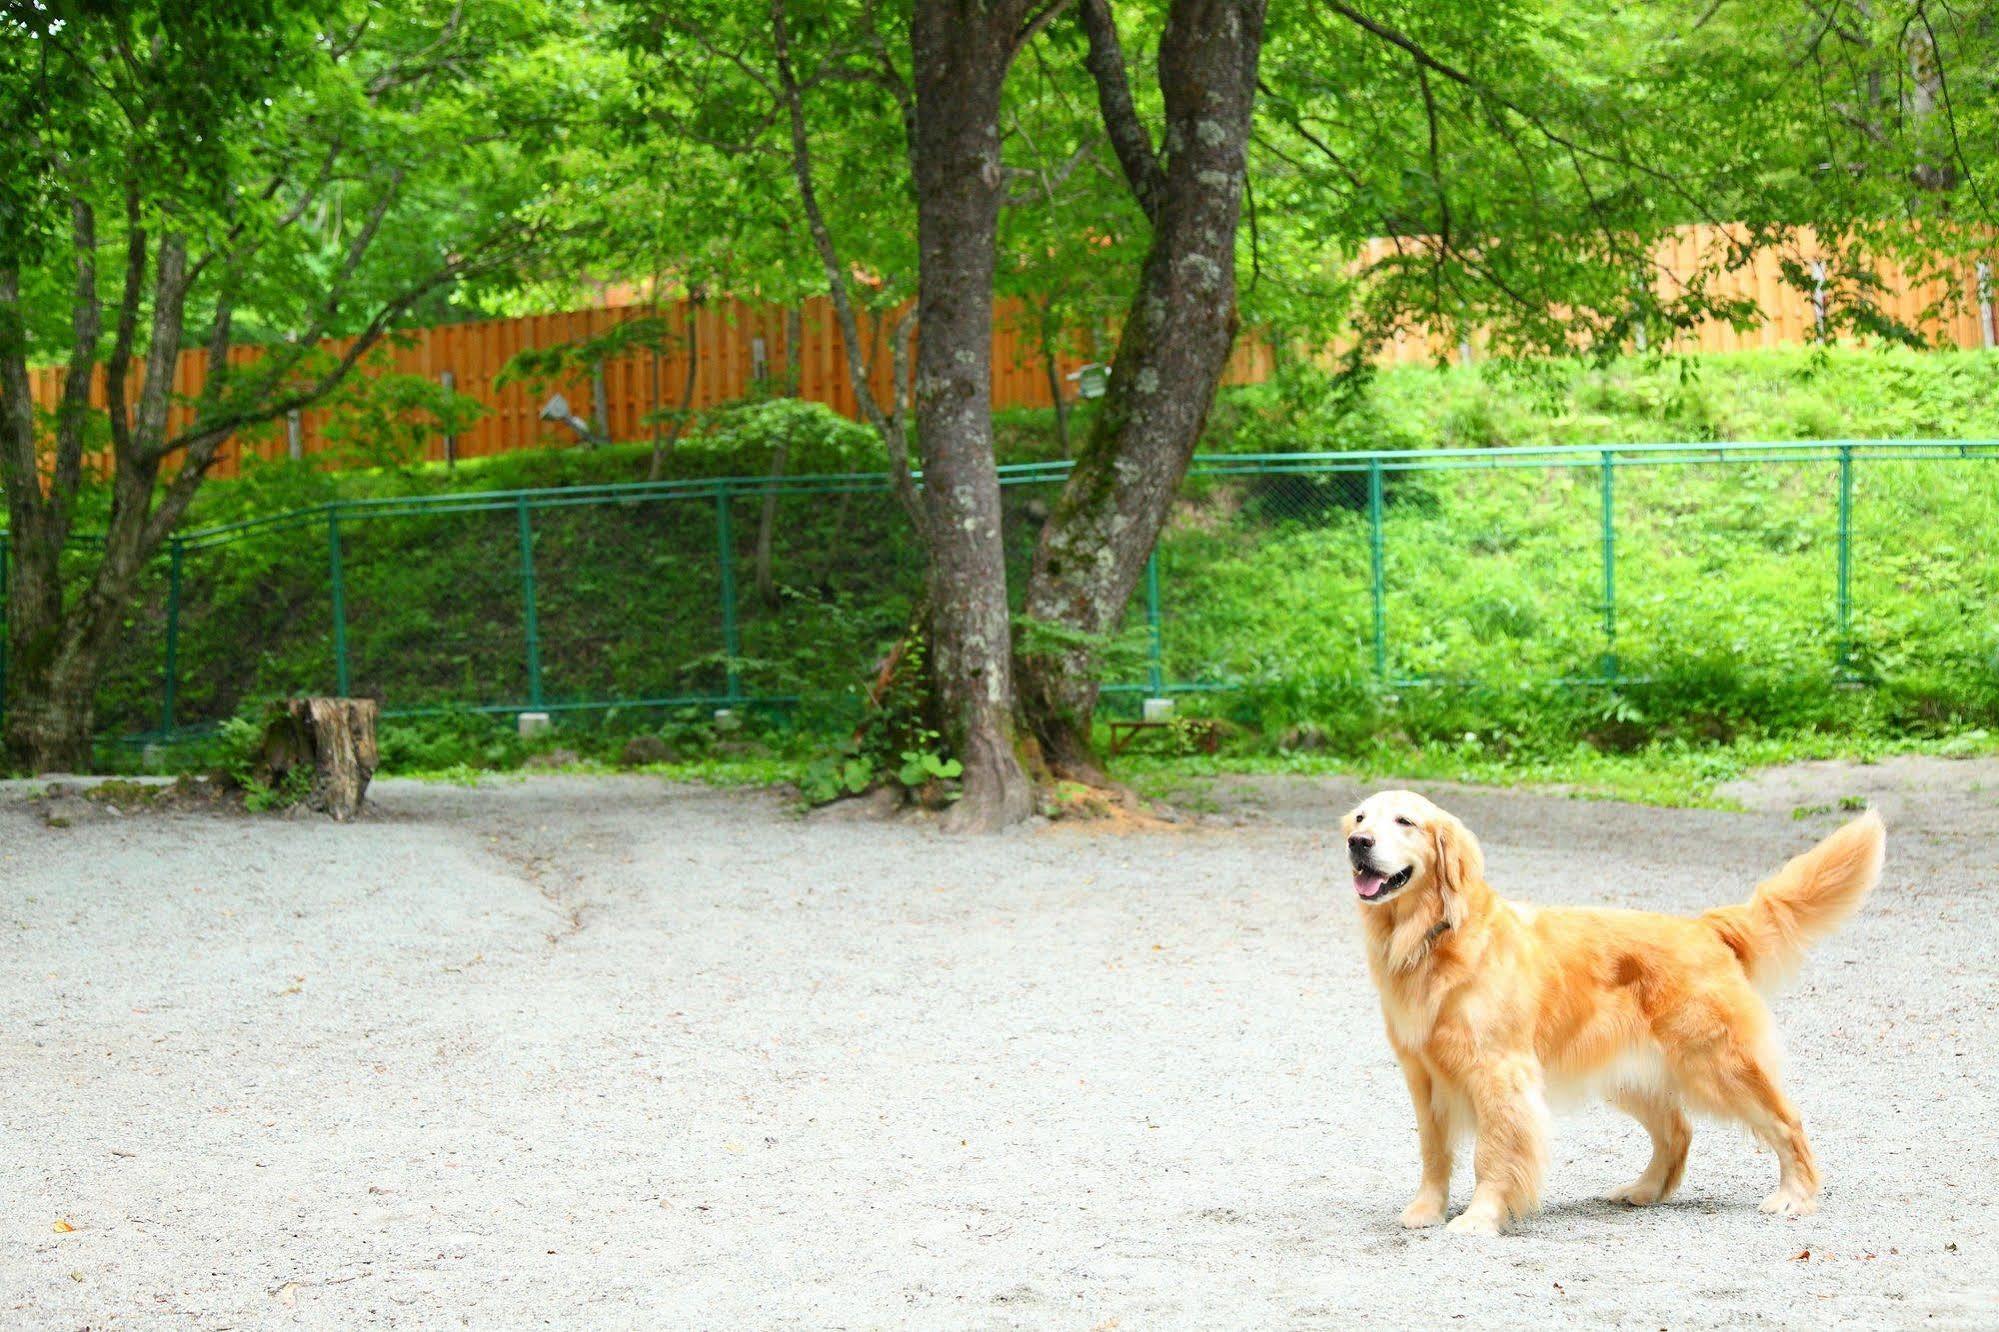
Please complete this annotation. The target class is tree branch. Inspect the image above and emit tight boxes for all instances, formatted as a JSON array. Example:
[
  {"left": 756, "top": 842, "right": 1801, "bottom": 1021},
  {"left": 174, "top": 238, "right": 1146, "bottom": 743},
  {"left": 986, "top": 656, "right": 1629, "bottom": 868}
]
[
  {"left": 1317, "top": 1, "right": 1734, "bottom": 230},
  {"left": 0, "top": 268, "right": 43, "bottom": 535},
  {"left": 104, "top": 184, "right": 146, "bottom": 461},
  {"left": 130, "top": 233, "right": 190, "bottom": 461},
  {"left": 148, "top": 228, "right": 528, "bottom": 480},
  {"left": 1015, "top": 0, "right": 1076, "bottom": 54},
  {"left": 769, "top": 0, "right": 922, "bottom": 532},
  {"left": 51, "top": 195, "right": 103, "bottom": 524},
  {"left": 1078, "top": 0, "right": 1163, "bottom": 223}
]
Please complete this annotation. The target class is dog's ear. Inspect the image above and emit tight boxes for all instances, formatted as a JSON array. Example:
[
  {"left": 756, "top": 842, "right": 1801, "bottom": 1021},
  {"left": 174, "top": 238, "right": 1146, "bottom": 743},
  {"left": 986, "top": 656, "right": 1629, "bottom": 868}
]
[{"left": 1430, "top": 812, "right": 1484, "bottom": 928}]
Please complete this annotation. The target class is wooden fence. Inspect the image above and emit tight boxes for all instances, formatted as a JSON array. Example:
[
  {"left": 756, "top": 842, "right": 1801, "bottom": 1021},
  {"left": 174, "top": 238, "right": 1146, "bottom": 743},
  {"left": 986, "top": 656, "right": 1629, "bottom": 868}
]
[{"left": 26, "top": 224, "right": 1996, "bottom": 479}]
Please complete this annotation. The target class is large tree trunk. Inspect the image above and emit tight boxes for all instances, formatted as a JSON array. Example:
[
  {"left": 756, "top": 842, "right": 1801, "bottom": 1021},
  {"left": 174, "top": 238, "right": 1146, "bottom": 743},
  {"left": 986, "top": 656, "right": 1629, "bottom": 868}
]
[
  {"left": 909, "top": 1, "right": 1034, "bottom": 832},
  {"left": 3, "top": 509, "right": 166, "bottom": 771},
  {"left": 1017, "top": 0, "right": 1267, "bottom": 781},
  {"left": 1, "top": 650, "right": 97, "bottom": 775}
]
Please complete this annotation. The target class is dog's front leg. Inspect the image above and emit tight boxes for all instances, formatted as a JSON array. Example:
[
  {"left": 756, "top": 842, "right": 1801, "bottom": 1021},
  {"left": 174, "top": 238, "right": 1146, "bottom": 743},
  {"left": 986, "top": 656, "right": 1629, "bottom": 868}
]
[
  {"left": 1447, "top": 1058, "right": 1548, "bottom": 1237},
  {"left": 1397, "top": 1056, "right": 1452, "bottom": 1227}
]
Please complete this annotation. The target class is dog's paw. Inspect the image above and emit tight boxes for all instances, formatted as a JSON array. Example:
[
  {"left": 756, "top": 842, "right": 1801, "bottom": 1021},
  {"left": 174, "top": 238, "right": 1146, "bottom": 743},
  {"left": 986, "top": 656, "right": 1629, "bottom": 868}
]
[
  {"left": 1759, "top": 1187, "right": 1819, "bottom": 1218},
  {"left": 1444, "top": 1210, "right": 1503, "bottom": 1237},
  {"left": 1399, "top": 1195, "right": 1446, "bottom": 1229},
  {"left": 1603, "top": 1179, "right": 1665, "bottom": 1206}
]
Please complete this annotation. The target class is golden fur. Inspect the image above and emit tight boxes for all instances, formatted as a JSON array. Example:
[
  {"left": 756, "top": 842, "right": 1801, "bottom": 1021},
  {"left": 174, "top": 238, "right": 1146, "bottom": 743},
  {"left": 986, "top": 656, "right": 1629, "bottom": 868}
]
[{"left": 1341, "top": 790, "right": 1885, "bottom": 1236}]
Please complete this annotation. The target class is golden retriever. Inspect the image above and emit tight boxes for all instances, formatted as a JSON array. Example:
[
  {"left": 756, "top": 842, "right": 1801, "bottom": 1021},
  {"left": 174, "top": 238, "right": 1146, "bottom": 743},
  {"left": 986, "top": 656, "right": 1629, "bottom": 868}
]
[{"left": 1341, "top": 790, "right": 1885, "bottom": 1236}]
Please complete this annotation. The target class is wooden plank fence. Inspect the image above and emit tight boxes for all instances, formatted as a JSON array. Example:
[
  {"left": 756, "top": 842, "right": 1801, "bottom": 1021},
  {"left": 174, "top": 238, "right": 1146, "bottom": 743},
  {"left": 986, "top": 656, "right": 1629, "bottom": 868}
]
[{"left": 26, "top": 224, "right": 1995, "bottom": 479}]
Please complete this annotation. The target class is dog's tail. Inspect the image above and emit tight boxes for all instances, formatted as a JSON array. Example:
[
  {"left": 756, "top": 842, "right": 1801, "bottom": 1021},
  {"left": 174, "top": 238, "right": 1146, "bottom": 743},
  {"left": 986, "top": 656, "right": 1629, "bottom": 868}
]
[{"left": 1701, "top": 810, "right": 1884, "bottom": 988}]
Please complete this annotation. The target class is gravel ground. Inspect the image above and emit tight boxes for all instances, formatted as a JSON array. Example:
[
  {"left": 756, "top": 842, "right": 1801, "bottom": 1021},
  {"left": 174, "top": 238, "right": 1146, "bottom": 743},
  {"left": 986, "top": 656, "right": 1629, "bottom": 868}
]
[{"left": 2, "top": 765, "right": 1994, "bottom": 1330}]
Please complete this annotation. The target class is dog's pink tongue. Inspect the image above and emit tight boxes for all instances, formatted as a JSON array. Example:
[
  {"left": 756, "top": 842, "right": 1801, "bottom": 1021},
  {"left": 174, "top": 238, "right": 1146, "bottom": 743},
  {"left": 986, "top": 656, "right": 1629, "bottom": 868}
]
[{"left": 1354, "top": 870, "right": 1387, "bottom": 899}]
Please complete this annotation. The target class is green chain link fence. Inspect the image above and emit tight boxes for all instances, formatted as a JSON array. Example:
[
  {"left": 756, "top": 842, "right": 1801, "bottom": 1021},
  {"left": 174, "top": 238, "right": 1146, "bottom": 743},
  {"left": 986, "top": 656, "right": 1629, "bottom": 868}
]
[{"left": 3, "top": 439, "right": 1997, "bottom": 748}]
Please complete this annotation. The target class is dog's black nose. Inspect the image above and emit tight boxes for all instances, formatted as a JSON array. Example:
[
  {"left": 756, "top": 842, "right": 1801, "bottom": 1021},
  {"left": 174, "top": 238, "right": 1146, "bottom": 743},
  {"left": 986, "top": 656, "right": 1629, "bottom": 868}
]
[{"left": 1348, "top": 833, "right": 1373, "bottom": 852}]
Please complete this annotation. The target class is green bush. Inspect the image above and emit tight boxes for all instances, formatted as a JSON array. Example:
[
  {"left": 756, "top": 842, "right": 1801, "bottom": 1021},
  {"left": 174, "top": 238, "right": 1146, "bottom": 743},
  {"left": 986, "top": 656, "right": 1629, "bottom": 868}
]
[{"left": 679, "top": 397, "right": 885, "bottom": 474}]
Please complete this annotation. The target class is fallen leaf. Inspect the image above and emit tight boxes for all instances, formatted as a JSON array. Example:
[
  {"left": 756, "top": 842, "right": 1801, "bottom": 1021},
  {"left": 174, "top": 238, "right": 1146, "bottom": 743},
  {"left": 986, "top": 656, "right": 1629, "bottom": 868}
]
[
  {"left": 1792, "top": 1249, "right": 1810, "bottom": 1261},
  {"left": 52, "top": 1220, "right": 74, "bottom": 1234}
]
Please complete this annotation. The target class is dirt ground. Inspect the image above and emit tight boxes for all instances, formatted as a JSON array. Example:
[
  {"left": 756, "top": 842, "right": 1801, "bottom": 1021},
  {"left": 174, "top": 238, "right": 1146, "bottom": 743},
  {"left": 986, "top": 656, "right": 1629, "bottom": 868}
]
[{"left": 2, "top": 762, "right": 1994, "bottom": 1330}]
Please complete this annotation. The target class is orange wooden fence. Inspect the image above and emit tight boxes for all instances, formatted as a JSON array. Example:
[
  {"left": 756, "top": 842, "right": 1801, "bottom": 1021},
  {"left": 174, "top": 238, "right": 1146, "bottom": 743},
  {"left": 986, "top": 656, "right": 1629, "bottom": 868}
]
[
  {"left": 25, "top": 224, "right": 1994, "bottom": 479},
  {"left": 1356, "top": 226, "right": 1996, "bottom": 365}
]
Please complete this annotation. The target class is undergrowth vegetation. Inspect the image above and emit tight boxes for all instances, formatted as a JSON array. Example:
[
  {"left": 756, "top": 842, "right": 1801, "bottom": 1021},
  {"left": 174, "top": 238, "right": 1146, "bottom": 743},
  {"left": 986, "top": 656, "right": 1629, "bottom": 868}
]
[{"left": 46, "top": 346, "right": 1999, "bottom": 801}]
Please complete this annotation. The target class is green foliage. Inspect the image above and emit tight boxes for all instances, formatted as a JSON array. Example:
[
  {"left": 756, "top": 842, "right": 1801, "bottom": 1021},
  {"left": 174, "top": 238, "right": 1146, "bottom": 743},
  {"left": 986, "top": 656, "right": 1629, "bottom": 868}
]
[
  {"left": 680, "top": 398, "right": 884, "bottom": 474},
  {"left": 63, "top": 346, "right": 1999, "bottom": 799},
  {"left": 799, "top": 629, "right": 960, "bottom": 806},
  {"left": 1012, "top": 611, "right": 1148, "bottom": 686},
  {"left": 314, "top": 358, "right": 489, "bottom": 472},
  {"left": 214, "top": 706, "right": 314, "bottom": 812},
  {"left": 214, "top": 711, "right": 268, "bottom": 790},
  {"left": 497, "top": 316, "right": 684, "bottom": 387}
]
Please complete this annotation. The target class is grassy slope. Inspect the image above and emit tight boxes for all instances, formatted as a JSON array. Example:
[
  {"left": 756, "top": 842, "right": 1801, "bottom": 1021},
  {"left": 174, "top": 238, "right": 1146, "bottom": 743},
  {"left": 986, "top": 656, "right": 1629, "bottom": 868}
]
[{"left": 82, "top": 347, "right": 1999, "bottom": 801}]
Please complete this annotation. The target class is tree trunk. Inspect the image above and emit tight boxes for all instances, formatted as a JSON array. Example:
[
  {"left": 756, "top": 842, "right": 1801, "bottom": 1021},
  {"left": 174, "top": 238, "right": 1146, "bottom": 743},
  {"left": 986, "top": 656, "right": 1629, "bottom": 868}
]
[
  {"left": 2, "top": 660, "right": 97, "bottom": 774},
  {"left": 1017, "top": 0, "right": 1267, "bottom": 781},
  {"left": 648, "top": 299, "right": 700, "bottom": 481},
  {"left": 1, "top": 518, "right": 147, "bottom": 774},
  {"left": 1042, "top": 332, "right": 1071, "bottom": 455},
  {"left": 784, "top": 304, "right": 804, "bottom": 394},
  {"left": 753, "top": 304, "right": 806, "bottom": 607},
  {"left": 262, "top": 697, "right": 380, "bottom": 820},
  {"left": 910, "top": 1, "right": 1035, "bottom": 832},
  {"left": 754, "top": 440, "right": 788, "bottom": 607},
  {"left": 589, "top": 362, "right": 611, "bottom": 448}
]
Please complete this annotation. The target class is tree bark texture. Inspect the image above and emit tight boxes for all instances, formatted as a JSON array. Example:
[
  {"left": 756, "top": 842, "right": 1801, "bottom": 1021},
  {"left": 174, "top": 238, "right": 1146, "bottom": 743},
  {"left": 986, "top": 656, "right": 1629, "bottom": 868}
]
[
  {"left": 262, "top": 697, "right": 380, "bottom": 820},
  {"left": 1018, "top": 0, "right": 1267, "bottom": 780},
  {"left": 910, "top": 0, "right": 1036, "bottom": 831}
]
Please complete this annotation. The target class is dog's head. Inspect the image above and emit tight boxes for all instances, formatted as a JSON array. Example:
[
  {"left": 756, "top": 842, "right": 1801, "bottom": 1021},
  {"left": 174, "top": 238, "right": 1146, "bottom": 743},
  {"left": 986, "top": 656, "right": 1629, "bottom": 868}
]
[{"left": 1339, "top": 790, "right": 1483, "bottom": 916}]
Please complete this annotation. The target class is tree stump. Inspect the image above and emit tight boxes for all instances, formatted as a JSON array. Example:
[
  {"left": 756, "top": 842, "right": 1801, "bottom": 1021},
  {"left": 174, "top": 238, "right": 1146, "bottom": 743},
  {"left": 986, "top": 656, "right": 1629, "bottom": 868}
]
[{"left": 262, "top": 698, "right": 379, "bottom": 820}]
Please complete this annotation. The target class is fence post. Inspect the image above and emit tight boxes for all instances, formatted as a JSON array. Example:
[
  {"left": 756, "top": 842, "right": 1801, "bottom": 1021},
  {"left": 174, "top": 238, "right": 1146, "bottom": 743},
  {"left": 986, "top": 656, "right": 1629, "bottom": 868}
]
[
  {"left": 1367, "top": 458, "right": 1388, "bottom": 684},
  {"left": 1599, "top": 451, "right": 1618, "bottom": 682},
  {"left": 161, "top": 537, "right": 183, "bottom": 735},
  {"left": 715, "top": 482, "right": 742, "bottom": 703},
  {"left": 516, "top": 495, "right": 544, "bottom": 708},
  {"left": 327, "top": 506, "right": 351, "bottom": 696},
  {"left": 1836, "top": 444, "right": 1854, "bottom": 676},
  {"left": 1144, "top": 549, "right": 1164, "bottom": 695}
]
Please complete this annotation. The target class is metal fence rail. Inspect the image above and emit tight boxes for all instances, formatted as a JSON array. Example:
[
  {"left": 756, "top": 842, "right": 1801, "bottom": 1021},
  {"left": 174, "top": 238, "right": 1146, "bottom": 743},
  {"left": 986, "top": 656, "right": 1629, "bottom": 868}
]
[{"left": 3, "top": 438, "right": 1996, "bottom": 745}]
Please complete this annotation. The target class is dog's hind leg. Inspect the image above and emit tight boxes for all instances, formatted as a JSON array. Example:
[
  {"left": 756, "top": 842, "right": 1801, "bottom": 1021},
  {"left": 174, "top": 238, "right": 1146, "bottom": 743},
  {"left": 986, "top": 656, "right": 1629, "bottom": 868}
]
[
  {"left": 1668, "top": 1018, "right": 1820, "bottom": 1217},
  {"left": 1396, "top": 1055, "right": 1454, "bottom": 1228},
  {"left": 1603, "top": 1088, "right": 1691, "bottom": 1206},
  {"left": 1446, "top": 1057, "right": 1548, "bottom": 1236}
]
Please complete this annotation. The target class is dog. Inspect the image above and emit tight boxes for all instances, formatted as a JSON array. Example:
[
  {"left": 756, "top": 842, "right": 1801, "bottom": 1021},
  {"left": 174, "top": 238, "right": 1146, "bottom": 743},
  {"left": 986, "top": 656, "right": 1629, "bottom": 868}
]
[{"left": 1342, "top": 789, "right": 1885, "bottom": 1236}]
